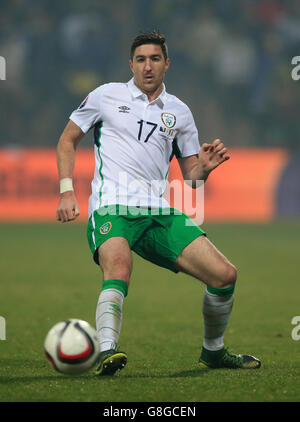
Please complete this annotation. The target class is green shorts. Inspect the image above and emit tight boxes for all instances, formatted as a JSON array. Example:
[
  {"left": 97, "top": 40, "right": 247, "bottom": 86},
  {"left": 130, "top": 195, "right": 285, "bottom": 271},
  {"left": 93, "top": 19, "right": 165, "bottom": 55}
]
[{"left": 87, "top": 205, "right": 205, "bottom": 273}]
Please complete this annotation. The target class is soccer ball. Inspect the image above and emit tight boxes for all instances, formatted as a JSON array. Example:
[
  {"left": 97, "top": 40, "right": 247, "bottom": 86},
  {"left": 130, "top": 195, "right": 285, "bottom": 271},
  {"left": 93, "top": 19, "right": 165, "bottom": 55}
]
[{"left": 44, "top": 319, "right": 100, "bottom": 375}]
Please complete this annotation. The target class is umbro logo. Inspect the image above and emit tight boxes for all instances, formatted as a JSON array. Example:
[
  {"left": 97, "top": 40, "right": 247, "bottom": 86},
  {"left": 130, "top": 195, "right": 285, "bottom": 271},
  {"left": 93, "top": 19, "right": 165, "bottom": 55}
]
[{"left": 118, "top": 105, "right": 130, "bottom": 113}]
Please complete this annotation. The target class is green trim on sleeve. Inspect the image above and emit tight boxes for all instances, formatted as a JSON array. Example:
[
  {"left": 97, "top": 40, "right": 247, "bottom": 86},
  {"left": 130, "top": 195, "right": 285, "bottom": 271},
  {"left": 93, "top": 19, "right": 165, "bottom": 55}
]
[{"left": 172, "top": 138, "right": 182, "bottom": 158}]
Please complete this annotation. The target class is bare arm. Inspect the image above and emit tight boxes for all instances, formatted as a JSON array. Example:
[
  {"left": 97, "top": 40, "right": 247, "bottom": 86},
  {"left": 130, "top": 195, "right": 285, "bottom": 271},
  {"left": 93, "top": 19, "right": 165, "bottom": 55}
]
[
  {"left": 56, "top": 120, "right": 85, "bottom": 223},
  {"left": 177, "top": 139, "right": 230, "bottom": 188}
]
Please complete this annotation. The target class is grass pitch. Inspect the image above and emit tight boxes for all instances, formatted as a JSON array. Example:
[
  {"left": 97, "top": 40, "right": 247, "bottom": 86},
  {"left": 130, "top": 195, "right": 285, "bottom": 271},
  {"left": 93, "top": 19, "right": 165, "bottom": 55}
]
[{"left": 0, "top": 220, "right": 299, "bottom": 402}]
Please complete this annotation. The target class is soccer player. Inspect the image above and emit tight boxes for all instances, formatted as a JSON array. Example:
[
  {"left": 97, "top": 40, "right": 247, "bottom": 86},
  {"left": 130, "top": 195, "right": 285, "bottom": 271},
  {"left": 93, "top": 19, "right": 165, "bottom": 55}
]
[{"left": 56, "top": 31, "right": 261, "bottom": 375}]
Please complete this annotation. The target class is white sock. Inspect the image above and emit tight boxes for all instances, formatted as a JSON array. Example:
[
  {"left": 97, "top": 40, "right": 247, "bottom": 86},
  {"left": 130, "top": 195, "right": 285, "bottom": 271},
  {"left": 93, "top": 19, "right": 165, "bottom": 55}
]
[
  {"left": 202, "top": 288, "right": 234, "bottom": 351},
  {"left": 96, "top": 288, "right": 124, "bottom": 352}
]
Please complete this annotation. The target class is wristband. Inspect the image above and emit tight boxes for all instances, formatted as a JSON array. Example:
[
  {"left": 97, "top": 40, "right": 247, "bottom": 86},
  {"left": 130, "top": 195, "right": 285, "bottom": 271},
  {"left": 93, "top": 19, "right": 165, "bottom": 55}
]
[{"left": 60, "top": 178, "right": 74, "bottom": 194}]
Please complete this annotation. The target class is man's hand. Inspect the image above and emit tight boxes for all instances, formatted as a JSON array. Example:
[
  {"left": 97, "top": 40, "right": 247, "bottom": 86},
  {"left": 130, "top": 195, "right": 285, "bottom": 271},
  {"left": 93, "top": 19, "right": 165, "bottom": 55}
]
[
  {"left": 56, "top": 191, "right": 80, "bottom": 223},
  {"left": 177, "top": 139, "right": 230, "bottom": 187},
  {"left": 199, "top": 138, "right": 230, "bottom": 177},
  {"left": 56, "top": 121, "right": 84, "bottom": 223}
]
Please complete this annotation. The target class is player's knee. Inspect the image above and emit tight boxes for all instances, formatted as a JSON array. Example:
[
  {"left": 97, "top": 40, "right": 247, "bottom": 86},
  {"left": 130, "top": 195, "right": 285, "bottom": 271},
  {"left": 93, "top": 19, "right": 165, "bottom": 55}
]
[
  {"left": 103, "top": 267, "right": 131, "bottom": 285},
  {"left": 97, "top": 240, "right": 132, "bottom": 285},
  {"left": 100, "top": 254, "right": 132, "bottom": 284},
  {"left": 103, "top": 263, "right": 131, "bottom": 284},
  {"left": 217, "top": 263, "right": 237, "bottom": 289}
]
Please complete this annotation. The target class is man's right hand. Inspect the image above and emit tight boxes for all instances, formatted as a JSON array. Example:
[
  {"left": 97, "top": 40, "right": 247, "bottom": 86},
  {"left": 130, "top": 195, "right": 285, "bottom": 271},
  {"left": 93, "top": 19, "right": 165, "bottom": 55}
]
[{"left": 56, "top": 191, "right": 80, "bottom": 223}]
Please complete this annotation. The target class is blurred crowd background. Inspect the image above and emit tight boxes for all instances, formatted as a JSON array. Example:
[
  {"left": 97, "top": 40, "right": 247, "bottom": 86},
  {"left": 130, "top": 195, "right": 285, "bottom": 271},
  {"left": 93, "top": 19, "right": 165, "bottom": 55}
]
[{"left": 1, "top": 0, "right": 300, "bottom": 150}]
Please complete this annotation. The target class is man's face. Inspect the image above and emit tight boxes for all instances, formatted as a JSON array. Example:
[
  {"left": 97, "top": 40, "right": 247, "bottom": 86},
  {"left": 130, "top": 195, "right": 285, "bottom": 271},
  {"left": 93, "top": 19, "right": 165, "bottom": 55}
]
[{"left": 129, "top": 44, "right": 170, "bottom": 95}]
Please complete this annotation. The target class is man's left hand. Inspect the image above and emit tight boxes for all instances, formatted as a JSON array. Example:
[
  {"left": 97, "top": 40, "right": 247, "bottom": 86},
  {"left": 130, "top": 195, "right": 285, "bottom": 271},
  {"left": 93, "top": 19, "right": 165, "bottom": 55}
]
[{"left": 199, "top": 138, "right": 230, "bottom": 175}]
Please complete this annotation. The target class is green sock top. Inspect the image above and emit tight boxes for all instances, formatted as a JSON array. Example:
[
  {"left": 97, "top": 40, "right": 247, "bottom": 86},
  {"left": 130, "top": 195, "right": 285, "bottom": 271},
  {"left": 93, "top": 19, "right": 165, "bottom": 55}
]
[
  {"left": 206, "top": 284, "right": 235, "bottom": 297},
  {"left": 102, "top": 279, "right": 128, "bottom": 297}
]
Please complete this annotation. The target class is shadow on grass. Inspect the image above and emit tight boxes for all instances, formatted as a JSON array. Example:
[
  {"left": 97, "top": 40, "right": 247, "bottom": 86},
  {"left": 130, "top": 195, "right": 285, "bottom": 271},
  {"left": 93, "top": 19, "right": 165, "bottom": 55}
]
[
  {"left": 122, "top": 368, "right": 211, "bottom": 379},
  {"left": 0, "top": 358, "right": 96, "bottom": 383},
  {"left": 0, "top": 375, "right": 95, "bottom": 384},
  {"left": 0, "top": 356, "right": 212, "bottom": 383},
  {"left": 0, "top": 369, "right": 211, "bottom": 384}
]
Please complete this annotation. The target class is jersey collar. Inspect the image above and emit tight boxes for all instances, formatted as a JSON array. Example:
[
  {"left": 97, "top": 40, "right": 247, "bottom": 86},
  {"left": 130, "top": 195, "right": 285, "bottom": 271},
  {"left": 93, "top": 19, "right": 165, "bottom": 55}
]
[{"left": 127, "top": 78, "right": 167, "bottom": 106}]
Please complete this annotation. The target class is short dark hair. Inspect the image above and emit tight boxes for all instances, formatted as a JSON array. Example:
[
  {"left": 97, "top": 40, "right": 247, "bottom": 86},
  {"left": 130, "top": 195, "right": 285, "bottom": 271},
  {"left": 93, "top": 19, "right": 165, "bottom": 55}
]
[{"left": 130, "top": 31, "right": 168, "bottom": 61}]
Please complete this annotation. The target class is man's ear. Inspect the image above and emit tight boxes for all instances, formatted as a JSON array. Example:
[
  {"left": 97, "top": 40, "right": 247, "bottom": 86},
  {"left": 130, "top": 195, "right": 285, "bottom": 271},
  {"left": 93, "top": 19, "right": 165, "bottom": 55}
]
[
  {"left": 129, "top": 60, "right": 134, "bottom": 73},
  {"left": 165, "top": 58, "right": 170, "bottom": 73}
]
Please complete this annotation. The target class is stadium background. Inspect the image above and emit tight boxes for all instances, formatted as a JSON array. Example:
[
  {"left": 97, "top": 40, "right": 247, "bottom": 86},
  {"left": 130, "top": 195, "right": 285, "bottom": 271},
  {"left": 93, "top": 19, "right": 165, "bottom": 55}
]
[
  {"left": 0, "top": 0, "right": 299, "bottom": 403},
  {"left": 1, "top": 0, "right": 300, "bottom": 222}
]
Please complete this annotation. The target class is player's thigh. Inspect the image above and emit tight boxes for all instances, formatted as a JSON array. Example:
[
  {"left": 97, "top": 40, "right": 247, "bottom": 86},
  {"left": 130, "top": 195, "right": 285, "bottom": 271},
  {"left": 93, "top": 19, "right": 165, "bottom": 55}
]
[
  {"left": 175, "top": 235, "right": 237, "bottom": 289},
  {"left": 98, "top": 237, "right": 133, "bottom": 284}
]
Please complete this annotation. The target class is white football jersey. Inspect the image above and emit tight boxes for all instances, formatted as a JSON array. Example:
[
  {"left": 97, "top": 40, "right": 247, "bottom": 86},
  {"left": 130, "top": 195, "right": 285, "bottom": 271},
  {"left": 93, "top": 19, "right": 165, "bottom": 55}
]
[{"left": 69, "top": 78, "right": 200, "bottom": 215}]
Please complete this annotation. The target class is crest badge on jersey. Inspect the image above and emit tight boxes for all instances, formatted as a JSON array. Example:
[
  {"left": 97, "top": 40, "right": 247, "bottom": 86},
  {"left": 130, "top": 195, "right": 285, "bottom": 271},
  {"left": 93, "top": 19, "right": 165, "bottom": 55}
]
[
  {"left": 161, "top": 112, "right": 176, "bottom": 128},
  {"left": 100, "top": 222, "right": 112, "bottom": 235},
  {"left": 78, "top": 95, "right": 89, "bottom": 109}
]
